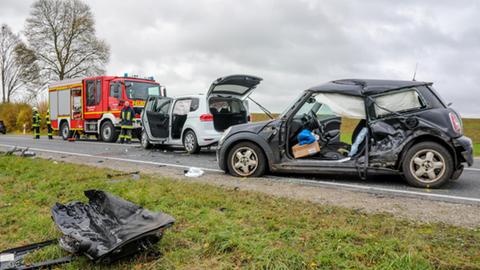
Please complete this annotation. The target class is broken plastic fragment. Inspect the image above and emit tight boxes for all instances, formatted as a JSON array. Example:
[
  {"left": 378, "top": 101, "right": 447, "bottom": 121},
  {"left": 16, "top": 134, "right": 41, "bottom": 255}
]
[
  {"left": 51, "top": 190, "right": 175, "bottom": 263},
  {"left": 184, "top": 167, "right": 204, "bottom": 177}
]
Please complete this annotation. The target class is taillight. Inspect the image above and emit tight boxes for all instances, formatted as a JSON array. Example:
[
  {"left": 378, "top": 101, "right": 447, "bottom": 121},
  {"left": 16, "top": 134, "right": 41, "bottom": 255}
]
[
  {"left": 449, "top": 112, "right": 462, "bottom": 134},
  {"left": 200, "top": 114, "right": 213, "bottom": 122},
  {"left": 135, "top": 113, "right": 140, "bottom": 118}
]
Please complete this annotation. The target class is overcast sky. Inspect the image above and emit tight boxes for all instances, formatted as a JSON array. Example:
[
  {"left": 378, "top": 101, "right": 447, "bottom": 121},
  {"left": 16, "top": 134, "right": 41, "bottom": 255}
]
[{"left": 1, "top": 0, "right": 479, "bottom": 115}]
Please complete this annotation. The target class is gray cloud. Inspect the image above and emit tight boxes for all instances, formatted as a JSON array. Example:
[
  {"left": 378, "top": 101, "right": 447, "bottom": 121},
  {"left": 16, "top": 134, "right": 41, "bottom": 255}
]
[{"left": 1, "top": 0, "right": 479, "bottom": 115}]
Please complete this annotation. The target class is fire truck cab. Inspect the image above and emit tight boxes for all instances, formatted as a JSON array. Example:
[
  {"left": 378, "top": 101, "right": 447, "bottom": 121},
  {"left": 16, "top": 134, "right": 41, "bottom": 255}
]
[{"left": 49, "top": 75, "right": 165, "bottom": 142}]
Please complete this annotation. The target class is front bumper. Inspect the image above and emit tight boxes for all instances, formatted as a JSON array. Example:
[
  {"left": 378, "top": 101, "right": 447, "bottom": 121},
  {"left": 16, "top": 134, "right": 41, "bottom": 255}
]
[{"left": 453, "top": 136, "right": 474, "bottom": 166}]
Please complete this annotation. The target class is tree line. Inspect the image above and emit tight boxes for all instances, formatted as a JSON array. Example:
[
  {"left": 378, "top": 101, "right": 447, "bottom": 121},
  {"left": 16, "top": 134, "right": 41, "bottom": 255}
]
[{"left": 0, "top": 0, "right": 109, "bottom": 104}]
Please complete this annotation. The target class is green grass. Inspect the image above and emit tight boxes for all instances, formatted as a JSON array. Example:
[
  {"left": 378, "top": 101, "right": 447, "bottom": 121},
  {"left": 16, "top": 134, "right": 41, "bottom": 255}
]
[{"left": 1, "top": 156, "right": 479, "bottom": 269}]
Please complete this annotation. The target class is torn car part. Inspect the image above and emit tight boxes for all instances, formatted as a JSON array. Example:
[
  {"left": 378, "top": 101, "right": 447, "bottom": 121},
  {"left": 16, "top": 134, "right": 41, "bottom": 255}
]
[{"left": 51, "top": 190, "right": 175, "bottom": 263}]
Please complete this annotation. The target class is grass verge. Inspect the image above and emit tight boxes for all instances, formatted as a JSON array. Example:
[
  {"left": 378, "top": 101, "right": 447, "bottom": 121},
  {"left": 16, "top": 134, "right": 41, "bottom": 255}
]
[{"left": 0, "top": 156, "right": 479, "bottom": 269}]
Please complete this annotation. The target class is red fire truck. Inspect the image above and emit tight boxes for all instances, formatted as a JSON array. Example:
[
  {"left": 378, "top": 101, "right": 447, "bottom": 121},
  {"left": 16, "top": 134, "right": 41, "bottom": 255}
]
[{"left": 48, "top": 75, "right": 165, "bottom": 142}]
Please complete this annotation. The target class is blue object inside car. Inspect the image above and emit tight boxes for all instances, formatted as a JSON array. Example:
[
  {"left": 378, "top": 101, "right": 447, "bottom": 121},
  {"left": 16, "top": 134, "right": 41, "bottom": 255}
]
[{"left": 297, "top": 129, "right": 316, "bottom": 145}]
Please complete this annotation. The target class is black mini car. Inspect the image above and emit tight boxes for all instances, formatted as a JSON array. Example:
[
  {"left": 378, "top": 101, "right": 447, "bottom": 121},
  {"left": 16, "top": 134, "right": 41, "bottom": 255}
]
[
  {"left": 217, "top": 79, "right": 474, "bottom": 188},
  {"left": 0, "top": 120, "right": 6, "bottom": 134}
]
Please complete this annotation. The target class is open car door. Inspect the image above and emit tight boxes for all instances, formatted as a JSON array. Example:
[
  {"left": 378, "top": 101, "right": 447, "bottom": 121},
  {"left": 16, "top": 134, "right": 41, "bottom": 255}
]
[
  {"left": 142, "top": 96, "right": 172, "bottom": 140},
  {"left": 207, "top": 74, "right": 263, "bottom": 100}
]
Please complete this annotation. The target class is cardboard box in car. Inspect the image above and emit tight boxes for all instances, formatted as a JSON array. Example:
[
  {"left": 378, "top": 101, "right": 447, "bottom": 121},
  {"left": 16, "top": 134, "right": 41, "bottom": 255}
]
[{"left": 292, "top": 142, "right": 320, "bottom": 158}]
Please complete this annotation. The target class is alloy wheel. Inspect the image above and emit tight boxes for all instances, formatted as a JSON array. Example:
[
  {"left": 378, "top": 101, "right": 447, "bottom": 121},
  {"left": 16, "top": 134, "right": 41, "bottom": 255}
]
[
  {"left": 409, "top": 149, "right": 446, "bottom": 184},
  {"left": 231, "top": 146, "right": 259, "bottom": 176},
  {"left": 184, "top": 133, "right": 195, "bottom": 152}
]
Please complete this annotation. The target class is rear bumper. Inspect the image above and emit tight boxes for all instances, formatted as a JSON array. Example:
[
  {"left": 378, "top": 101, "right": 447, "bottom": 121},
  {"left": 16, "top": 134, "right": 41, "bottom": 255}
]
[{"left": 453, "top": 136, "right": 474, "bottom": 166}]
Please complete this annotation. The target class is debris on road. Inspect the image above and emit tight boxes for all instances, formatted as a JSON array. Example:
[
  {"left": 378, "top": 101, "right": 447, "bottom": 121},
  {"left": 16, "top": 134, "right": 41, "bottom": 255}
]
[
  {"left": 3, "top": 146, "right": 36, "bottom": 157},
  {"left": 0, "top": 190, "right": 175, "bottom": 268},
  {"left": 20, "top": 148, "right": 36, "bottom": 157},
  {"left": 106, "top": 171, "right": 140, "bottom": 179},
  {"left": 184, "top": 167, "right": 204, "bottom": 177},
  {"left": 0, "top": 239, "right": 73, "bottom": 270},
  {"left": 51, "top": 190, "right": 175, "bottom": 263}
]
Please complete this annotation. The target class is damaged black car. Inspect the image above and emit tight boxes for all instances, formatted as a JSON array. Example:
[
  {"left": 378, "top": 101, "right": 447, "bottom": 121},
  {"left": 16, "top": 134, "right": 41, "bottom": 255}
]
[{"left": 216, "top": 79, "right": 474, "bottom": 188}]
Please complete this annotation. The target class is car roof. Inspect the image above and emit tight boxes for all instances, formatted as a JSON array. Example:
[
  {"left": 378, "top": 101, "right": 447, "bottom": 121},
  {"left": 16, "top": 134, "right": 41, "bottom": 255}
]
[{"left": 308, "top": 79, "right": 432, "bottom": 96}]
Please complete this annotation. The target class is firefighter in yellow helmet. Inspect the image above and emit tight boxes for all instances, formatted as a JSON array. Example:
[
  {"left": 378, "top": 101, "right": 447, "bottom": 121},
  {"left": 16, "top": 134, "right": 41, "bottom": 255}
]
[
  {"left": 46, "top": 109, "right": 53, "bottom": 140},
  {"left": 119, "top": 101, "right": 135, "bottom": 144},
  {"left": 32, "top": 107, "right": 40, "bottom": 139}
]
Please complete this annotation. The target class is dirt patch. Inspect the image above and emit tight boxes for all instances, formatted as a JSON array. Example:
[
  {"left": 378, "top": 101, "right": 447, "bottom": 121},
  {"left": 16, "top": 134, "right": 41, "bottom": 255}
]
[{"left": 21, "top": 150, "right": 480, "bottom": 228}]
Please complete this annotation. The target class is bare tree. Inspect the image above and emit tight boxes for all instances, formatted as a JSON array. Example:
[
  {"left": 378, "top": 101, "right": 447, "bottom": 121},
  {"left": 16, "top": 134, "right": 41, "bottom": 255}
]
[
  {"left": 0, "top": 24, "right": 39, "bottom": 103},
  {"left": 24, "top": 0, "right": 110, "bottom": 81},
  {"left": 14, "top": 43, "right": 43, "bottom": 103}
]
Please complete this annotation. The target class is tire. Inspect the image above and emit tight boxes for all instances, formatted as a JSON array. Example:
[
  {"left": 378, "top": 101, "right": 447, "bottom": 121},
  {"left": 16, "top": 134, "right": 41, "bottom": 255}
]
[
  {"left": 141, "top": 130, "right": 153, "bottom": 149},
  {"left": 60, "top": 121, "right": 72, "bottom": 140},
  {"left": 183, "top": 130, "right": 200, "bottom": 154},
  {"left": 227, "top": 142, "right": 266, "bottom": 177},
  {"left": 100, "top": 121, "right": 119, "bottom": 142},
  {"left": 402, "top": 142, "right": 453, "bottom": 188}
]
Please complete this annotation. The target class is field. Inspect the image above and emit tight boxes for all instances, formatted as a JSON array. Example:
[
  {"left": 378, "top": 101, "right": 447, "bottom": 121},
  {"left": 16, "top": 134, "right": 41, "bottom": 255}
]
[
  {"left": 251, "top": 113, "right": 480, "bottom": 156},
  {"left": 0, "top": 156, "right": 479, "bottom": 269}
]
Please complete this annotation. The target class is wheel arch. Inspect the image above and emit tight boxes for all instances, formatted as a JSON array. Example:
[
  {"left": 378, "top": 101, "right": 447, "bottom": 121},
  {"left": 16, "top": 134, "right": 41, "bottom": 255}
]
[
  {"left": 396, "top": 134, "right": 457, "bottom": 171},
  {"left": 99, "top": 113, "right": 117, "bottom": 132}
]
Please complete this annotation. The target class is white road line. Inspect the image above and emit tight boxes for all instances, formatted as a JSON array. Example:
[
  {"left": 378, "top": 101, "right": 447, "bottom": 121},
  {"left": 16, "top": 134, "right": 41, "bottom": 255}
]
[
  {"left": 1, "top": 143, "right": 479, "bottom": 204},
  {"left": 465, "top": 168, "right": 480, "bottom": 172},
  {"left": 0, "top": 144, "right": 223, "bottom": 173},
  {"left": 0, "top": 136, "right": 138, "bottom": 147},
  {"left": 267, "top": 176, "right": 480, "bottom": 203}
]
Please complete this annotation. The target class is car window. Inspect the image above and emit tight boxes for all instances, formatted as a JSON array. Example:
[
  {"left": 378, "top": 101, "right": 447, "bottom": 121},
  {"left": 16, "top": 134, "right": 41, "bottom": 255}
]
[
  {"left": 374, "top": 89, "right": 425, "bottom": 117},
  {"left": 145, "top": 98, "right": 156, "bottom": 112},
  {"left": 173, "top": 99, "right": 192, "bottom": 115},
  {"left": 190, "top": 98, "right": 199, "bottom": 112},
  {"left": 156, "top": 99, "right": 172, "bottom": 114}
]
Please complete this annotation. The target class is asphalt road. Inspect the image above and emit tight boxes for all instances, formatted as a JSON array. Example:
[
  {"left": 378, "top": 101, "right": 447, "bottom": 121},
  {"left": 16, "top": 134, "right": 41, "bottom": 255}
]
[{"left": 1, "top": 135, "right": 479, "bottom": 205}]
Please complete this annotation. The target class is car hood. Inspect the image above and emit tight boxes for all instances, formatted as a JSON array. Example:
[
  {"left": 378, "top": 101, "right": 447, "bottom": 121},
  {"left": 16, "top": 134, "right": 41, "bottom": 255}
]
[{"left": 230, "top": 119, "right": 277, "bottom": 135}]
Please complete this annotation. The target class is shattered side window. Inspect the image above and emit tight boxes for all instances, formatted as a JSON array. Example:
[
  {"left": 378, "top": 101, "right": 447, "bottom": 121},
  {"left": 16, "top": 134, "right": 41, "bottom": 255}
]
[{"left": 374, "top": 89, "right": 425, "bottom": 117}]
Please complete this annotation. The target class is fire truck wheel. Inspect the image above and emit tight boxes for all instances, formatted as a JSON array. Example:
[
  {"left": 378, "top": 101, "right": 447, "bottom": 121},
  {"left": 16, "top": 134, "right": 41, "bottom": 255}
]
[
  {"left": 60, "top": 121, "right": 72, "bottom": 140},
  {"left": 100, "top": 121, "right": 119, "bottom": 142}
]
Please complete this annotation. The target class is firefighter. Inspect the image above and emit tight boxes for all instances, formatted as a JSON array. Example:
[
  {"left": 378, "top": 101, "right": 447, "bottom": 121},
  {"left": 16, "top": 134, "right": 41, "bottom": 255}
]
[
  {"left": 119, "top": 101, "right": 135, "bottom": 144},
  {"left": 46, "top": 109, "right": 53, "bottom": 140},
  {"left": 32, "top": 107, "right": 40, "bottom": 139}
]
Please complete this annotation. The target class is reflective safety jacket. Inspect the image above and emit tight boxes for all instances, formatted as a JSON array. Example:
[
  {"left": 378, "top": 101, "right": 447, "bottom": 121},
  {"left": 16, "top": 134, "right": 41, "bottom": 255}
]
[
  {"left": 32, "top": 111, "right": 41, "bottom": 127},
  {"left": 120, "top": 106, "right": 135, "bottom": 127},
  {"left": 46, "top": 110, "right": 51, "bottom": 125}
]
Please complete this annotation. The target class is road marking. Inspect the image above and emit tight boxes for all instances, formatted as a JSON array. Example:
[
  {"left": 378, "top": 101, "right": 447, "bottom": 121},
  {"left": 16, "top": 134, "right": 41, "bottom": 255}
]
[
  {"left": 465, "top": 168, "right": 480, "bottom": 172},
  {"left": 266, "top": 175, "right": 480, "bottom": 203},
  {"left": 0, "top": 136, "right": 139, "bottom": 147},
  {"left": 0, "top": 144, "right": 223, "bottom": 173},
  {"left": 0, "top": 143, "right": 479, "bottom": 204}
]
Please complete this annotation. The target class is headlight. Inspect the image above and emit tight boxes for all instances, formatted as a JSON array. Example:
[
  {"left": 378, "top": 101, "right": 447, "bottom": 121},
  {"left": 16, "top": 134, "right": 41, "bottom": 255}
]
[{"left": 219, "top": 127, "right": 232, "bottom": 145}]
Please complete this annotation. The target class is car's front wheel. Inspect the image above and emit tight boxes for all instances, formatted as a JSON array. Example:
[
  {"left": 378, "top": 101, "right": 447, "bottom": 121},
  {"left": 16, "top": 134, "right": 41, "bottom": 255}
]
[
  {"left": 183, "top": 130, "right": 200, "bottom": 154},
  {"left": 402, "top": 142, "right": 453, "bottom": 188},
  {"left": 227, "top": 142, "right": 266, "bottom": 177}
]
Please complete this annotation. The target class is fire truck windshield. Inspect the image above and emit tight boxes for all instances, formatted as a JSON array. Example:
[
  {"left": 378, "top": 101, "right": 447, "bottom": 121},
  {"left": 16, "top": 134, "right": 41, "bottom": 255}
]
[{"left": 125, "top": 81, "right": 161, "bottom": 100}]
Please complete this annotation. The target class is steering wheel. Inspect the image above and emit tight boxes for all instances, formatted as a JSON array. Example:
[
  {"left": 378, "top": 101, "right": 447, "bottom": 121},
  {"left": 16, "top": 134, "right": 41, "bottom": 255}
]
[{"left": 309, "top": 110, "right": 324, "bottom": 133}]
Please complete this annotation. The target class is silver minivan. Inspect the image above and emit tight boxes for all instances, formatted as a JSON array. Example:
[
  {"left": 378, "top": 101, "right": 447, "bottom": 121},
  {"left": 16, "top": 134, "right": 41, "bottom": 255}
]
[{"left": 141, "top": 74, "right": 262, "bottom": 153}]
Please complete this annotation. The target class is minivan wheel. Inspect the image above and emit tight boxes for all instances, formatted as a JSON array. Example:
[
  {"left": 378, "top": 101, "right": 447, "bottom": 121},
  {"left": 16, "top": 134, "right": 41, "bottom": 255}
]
[
  {"left": 227, "top": 142, "right": 266, "bottom": 177},
  {"left": 141, "top": 130, "right": 152, "bottom": 149},
  {"left": 402, "top": 142, "right": 453, "bottom": 188},
  {"left": 183, "top": 130, "right": 200, "bottom": 154}
]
